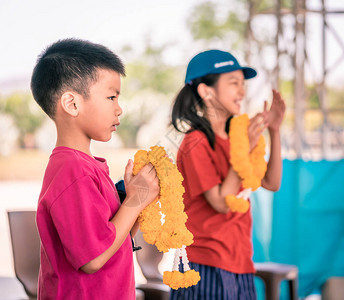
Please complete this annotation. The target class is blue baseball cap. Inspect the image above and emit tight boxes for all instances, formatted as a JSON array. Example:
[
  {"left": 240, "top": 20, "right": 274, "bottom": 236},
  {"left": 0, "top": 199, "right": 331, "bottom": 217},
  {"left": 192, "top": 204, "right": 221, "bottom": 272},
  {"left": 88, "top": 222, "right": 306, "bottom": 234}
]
[{"left": 185, "top": 49, "right": 257, "bottom": 84}]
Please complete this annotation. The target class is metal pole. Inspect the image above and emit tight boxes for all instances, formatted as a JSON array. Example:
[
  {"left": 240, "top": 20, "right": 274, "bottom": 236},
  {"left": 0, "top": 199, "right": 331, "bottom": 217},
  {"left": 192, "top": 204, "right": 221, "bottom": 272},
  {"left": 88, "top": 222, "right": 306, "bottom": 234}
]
[
  {"left": 293, "top": 0, "right": 306, "bottom": 158},
  {"left": 321, "top": 0, "right": 330, "bottom": 158},
  {"left": 275, "top": 0, "right": 282, "bottom": 89}
]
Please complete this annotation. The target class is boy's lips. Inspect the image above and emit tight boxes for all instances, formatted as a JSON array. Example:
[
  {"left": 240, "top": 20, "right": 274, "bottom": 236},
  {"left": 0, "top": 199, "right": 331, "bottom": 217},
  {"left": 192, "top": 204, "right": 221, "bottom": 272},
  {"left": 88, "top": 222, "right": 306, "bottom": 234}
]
[{"left": 112, "top": 122, "right": 120, "bottom": 131}]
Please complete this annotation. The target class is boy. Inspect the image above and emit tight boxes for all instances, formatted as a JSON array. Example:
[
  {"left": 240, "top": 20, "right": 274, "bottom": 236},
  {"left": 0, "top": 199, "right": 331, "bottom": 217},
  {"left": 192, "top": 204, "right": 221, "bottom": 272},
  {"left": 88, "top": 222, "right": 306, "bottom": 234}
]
[{"left": 31, "top": 38, "right": 160, "bottom": 299}]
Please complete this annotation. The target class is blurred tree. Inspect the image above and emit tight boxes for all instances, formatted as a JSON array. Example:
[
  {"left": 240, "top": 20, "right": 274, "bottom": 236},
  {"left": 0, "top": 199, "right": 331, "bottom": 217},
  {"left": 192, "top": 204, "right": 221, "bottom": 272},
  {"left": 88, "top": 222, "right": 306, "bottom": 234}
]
[
  {"left": 117, "top": 41, "right": 183, "bottom": 147},
  {"left": 328, "top": 86, "right": 344, "bottom": 109},
  {"left": 187, "top": 0, "right": 294, "bottom": 49},
  {"left": 0, "top": 93, "right": 45, "bottom": 148},
  {"left": 187, "top": 1, "right": 246, "bottom": 49},
  {"left": 185, "top": 0, "right": 344, "bottom": 159},
  {"left": 122, "top": 40, "right": 182, "bottom": 96}
]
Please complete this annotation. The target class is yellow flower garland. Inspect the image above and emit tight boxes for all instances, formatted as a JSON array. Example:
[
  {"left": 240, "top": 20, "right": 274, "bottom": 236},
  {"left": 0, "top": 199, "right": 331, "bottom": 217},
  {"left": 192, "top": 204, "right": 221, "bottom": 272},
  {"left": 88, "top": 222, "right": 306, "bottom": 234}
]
[
  {"left": 133, "top": 146, "right": 200, "bottom": 289},
  {"left": 225, "top": 114, "right": 267, "bottom": 212},
  {"left": 163, "top": 270, "right": 201, "bottom": 290},
  {"left": 225, "top": 195, "right": 250, "bottom": 213}
]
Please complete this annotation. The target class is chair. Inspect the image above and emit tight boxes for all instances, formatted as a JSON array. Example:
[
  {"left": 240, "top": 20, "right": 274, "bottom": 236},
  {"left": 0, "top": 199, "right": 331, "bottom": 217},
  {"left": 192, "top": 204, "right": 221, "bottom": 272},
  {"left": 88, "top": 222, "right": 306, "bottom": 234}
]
[
  {"left": 134, "top": 230, "right": 170, "bottom": 300},
  {"left": 7, "top": 210, "right": 40, "bottom": 300},
  {"left": 322, "top": 277, "right": 344, "bottom": 300},
  {"left": 7, "top": 210, "right": 146, "bottom": 300},
  {"left": 254, "top": 262, "right": 298, "bottom": 300},
  {"left": 0, "top": 276, "right": 29, "bottom": 299}
]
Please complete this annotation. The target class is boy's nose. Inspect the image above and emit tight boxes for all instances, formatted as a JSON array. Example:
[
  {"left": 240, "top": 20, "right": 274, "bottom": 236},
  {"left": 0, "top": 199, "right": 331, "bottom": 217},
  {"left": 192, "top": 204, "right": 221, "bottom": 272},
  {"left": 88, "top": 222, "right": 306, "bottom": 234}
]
[{"left": 116, "top": 104, "right": 123, "bottom": 117}]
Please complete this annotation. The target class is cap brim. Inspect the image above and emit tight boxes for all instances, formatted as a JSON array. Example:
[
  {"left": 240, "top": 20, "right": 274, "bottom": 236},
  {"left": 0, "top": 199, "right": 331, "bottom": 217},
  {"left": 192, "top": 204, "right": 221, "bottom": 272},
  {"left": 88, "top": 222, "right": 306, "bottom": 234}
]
[
  {"left": 185, "top": 65, "right": 257, "bottom": 83},
  {"left": 241, "top": 67, "right": 257, "bottom": 79}
]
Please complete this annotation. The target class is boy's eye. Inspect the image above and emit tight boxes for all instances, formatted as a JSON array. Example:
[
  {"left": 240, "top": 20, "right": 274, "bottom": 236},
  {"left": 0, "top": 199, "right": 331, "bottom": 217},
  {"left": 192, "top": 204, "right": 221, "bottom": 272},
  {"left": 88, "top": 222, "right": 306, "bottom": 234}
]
[{"left": 108, "top": 96, "right": 117, "bottom": 101}]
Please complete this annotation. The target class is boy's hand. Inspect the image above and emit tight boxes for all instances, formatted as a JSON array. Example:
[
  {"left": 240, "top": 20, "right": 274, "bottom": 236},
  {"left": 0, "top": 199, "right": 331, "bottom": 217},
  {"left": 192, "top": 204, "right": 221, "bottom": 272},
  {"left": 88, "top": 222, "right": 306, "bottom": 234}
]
[
  {"left": 248, "top": 111, "right": 268, "bottom": 151},
  {"left": 267, "top": 89, "right": 286, "bottom": 131},
  {"left": 123, "top": 160, "right": 160, "bottom": 209}
]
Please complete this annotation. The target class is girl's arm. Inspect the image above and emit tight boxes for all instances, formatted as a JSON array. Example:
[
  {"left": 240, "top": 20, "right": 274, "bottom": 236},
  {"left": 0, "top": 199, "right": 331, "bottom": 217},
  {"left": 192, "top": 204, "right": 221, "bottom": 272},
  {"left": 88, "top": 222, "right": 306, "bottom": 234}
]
[
  {"left": 203, "top": 113, "right": 269, "bottom": 214},
  {"left": 261, "top": 128, "right": 282, "bottom": 191},
  {"left": 261, "top": 90, "right": 286, "bottom": 191},
  {"left": 203, "top": 167, "right": 242, "bottom": 214},
  {"left": 81, "top": 160, "right": 159, "bottom": 274}
]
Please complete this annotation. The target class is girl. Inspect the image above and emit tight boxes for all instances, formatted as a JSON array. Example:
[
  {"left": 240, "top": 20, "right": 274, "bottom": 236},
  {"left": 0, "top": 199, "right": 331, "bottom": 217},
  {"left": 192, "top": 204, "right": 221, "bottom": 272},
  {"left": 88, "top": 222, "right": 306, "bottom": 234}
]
[{"left": 170, "top": 49, "right": 285, "bottom": 299}]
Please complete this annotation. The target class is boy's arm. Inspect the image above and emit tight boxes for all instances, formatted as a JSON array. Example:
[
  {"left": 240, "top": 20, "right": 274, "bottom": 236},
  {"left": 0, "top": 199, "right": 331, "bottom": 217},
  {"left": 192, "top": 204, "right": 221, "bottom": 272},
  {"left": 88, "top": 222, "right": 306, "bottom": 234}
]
[
  {"left": 130, "top": 219, "right": 140, "bottom": 237},
  {"left": 115, "top": 179, "right": 139, "bottom": 236},
  {"left": 81, "top": 160, "right": 159, "bottom": 274}
]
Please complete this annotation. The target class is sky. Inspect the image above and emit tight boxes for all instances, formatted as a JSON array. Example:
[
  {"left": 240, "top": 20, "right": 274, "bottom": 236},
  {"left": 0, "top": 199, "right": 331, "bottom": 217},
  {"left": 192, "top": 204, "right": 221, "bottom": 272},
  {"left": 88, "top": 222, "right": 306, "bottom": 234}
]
[
  {"left": 0, "top": 0, "right": 344, "bottom": 92},
  {"left": 0, "top": 0, "right": 203, "bottom": 85}
]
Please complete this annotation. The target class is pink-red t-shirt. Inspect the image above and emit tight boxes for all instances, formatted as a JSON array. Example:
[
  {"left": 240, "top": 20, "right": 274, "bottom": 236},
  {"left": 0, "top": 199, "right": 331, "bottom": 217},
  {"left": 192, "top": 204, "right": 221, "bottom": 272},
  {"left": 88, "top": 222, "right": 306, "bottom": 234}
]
[
  {"left": 36, "top": 147, "right": 135, "bottom": 300},
  {"left": 177, "top": 130, "right": 255, "bottom": 274}
]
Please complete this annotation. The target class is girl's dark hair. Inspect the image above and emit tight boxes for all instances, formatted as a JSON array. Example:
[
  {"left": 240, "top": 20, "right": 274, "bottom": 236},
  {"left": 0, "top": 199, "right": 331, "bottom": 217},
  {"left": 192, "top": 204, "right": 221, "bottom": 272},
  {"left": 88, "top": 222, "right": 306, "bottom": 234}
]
[{"left": 171, "top": 73, "right": 232, "bottom": 149}]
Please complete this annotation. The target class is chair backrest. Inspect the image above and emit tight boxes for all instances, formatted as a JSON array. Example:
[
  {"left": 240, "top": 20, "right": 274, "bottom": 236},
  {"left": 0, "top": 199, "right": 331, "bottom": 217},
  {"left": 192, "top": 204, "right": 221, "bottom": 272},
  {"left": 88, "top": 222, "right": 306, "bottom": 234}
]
[
  {"left": 7, "top": 210, "right": 40, "bottom": 298},
  {"left": 134, "top": 229, "right": 164, "bottom": 282}
]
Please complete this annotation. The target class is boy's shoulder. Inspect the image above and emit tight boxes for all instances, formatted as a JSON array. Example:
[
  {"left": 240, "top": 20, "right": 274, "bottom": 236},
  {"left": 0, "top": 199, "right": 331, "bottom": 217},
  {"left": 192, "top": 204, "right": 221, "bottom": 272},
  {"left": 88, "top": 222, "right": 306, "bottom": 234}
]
[
  {"left": 46, "top": 147, "right": 101, "bottom": 180},
  {"left": 39, "top": 147, "right": 105, "bottom": 205}
]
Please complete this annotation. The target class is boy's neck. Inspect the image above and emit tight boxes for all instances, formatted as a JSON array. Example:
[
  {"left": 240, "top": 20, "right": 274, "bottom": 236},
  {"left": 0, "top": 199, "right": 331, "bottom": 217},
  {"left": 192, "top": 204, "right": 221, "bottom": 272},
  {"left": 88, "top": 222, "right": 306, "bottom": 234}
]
[
  {"left": 55, "top": 139, "right": 93, "bottom": 157},
  {"left": 53, "top": 108, "right": 94, "bottom": 157},
  {"left": 55, "top": 126, "right": 93, "bottom": 157}
]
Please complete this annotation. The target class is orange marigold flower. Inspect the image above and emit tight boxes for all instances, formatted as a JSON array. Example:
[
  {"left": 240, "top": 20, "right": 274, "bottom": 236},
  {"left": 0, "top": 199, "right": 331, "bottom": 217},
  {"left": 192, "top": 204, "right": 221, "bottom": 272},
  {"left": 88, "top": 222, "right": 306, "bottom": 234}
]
[
  {"left": 133, "top": 146, "right": 194, "bottom": 252},
  {"left": 225, "top": 194, "right": 250, "bottom": 213},
  {"left": 133, "top": 146, "right": 200, "bottom": 289},
  {"left": 227, "top": 114, "right": 267, "bottom": 212},
  {"left": 163, "top": 270, "right": 201, "bottom": 290}
]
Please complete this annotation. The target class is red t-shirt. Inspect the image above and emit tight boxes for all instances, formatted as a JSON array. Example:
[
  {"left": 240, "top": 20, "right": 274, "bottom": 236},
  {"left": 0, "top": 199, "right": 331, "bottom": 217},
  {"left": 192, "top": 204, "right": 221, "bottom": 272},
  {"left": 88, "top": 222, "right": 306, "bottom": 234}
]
[
  {"left": 36, "top": 147, "right": 135, "bottom": 299},
  {"left": 177, "top": 130, "right": 255, "bottom": 274}
]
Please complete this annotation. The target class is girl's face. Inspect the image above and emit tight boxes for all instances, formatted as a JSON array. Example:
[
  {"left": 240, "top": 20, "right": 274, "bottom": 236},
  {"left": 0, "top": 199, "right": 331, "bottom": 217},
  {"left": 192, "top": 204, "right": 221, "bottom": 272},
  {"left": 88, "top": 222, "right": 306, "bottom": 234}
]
[{"left": 210, "top": 70, "right": 246, "bottom": 116}]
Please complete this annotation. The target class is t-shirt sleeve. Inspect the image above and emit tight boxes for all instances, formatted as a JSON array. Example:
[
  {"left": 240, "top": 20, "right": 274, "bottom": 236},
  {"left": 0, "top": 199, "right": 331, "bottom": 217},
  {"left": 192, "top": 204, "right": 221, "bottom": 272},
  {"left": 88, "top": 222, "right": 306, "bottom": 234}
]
[
  {"left": 50, "top": 175, "right": 116, "bottom": 270},
  {"left": 178, "top": 135, "right": 221, "bottom": 198}
]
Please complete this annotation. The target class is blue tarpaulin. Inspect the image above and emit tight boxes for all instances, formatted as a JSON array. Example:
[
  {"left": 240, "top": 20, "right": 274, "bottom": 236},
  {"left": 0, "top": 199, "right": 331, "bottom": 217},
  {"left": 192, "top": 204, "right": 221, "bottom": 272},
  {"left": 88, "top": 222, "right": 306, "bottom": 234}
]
[{"left": 251, "top": 159, "right": 344, "bottom": 298}]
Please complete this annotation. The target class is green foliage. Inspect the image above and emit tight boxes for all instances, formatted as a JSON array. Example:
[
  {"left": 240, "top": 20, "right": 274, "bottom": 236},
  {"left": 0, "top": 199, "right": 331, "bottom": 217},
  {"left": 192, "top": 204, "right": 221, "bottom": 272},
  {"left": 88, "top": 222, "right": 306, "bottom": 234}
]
[
  {"left": 251, "top": 0, "right": 293, "bottom": 11},
  {"left": 124, "top": 61, "right": 181, "bottom": 96},
  {"left": 187, "top": 2, "right": 224, "bottom": 41},
  {"left": 186, "top": 0, "right": 295, "bottom": 48},
  {"left": 122, "top": 42, "right": 182, "bottom": 97},
  {"left": 0, "top": 93, "right": 45, "bottom": 147},
  {"left": 304, "top": 84, "right": 344, "bottom": 110},
  {"left": 327, "top": 86, "right": 344, "bottom": 109},
  {"left": 279, "top": 80, "right": 293, "bottom": 107},
  {"left": 118, "top": 42, "right": 183, "bottom": 147},
  {"left": 307, "top": 86, "right": 320, "bottom": 109},
  {"left": 187, "top": 1, "right": 246, "bottom": 49},
  {"left": 116, "top": 116, "right": 141, "bottom": 148},
  {"left": 116, "top": 100, "right": 154, "bottom": 148}
]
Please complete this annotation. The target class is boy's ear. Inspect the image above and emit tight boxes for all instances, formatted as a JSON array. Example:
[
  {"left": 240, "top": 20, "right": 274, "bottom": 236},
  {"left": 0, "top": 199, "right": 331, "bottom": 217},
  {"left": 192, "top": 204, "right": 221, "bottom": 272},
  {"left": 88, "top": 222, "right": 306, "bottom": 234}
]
[{"left": 60, "top": 92, "right": 79, "bottom": 117}]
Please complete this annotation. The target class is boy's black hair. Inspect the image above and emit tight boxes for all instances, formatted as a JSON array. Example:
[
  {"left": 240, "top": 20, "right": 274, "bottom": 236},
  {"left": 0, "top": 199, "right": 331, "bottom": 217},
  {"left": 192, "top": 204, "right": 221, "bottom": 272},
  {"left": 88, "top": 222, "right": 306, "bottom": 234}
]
[
  {"left": 171, "top": 74, "right": 232, "bottom": 149},
  {"left": 31, "top": 38, "right": 125, "bottom": 119}
]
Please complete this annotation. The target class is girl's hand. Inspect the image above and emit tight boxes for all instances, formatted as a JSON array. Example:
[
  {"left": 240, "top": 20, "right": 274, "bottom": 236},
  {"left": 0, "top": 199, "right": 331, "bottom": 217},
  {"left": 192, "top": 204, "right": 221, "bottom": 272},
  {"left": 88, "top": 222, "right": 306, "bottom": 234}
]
[
  {"left": 123, "top": 160, "right": 160, "bottom": 209},
  {"left": 267, "top": 89, "right": 286, "bottom": 131},
  {"left": 248, "top": 112, "right": 268, "bottom": 151}
]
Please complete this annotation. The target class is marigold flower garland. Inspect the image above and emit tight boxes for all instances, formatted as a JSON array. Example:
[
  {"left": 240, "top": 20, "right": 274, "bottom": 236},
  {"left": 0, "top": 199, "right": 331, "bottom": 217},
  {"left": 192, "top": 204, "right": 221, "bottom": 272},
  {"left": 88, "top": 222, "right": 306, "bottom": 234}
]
[
  {"left": 133, "top": 146, "right": 201, "bottom": 289},
  {"left": 226, "top": 114, "right": 267, "bottom": 213}
]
